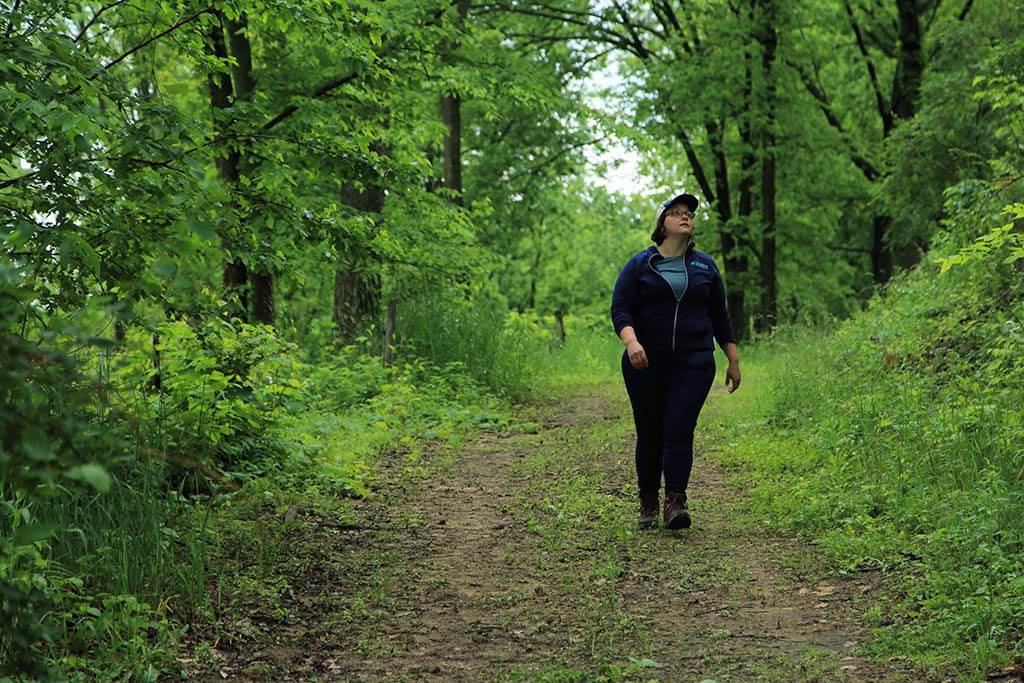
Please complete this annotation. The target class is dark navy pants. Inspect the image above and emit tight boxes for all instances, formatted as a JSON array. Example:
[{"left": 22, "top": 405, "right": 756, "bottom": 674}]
[{"left": 621, "top": 349, "right": 715, "bottom": 496}]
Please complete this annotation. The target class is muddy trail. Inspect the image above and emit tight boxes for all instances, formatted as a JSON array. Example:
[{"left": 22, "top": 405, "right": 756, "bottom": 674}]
[{"left": 180, "top": 383, "right": 927, "bottom": 682}]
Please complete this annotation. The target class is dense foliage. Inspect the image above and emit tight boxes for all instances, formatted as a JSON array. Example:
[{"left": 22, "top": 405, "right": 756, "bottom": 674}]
[
  {"left": 2, "top": 0, "right": 1023, "bottom": 677},
  {"left": 703, "top": 196, "right": 1024, "bottom": 679}
]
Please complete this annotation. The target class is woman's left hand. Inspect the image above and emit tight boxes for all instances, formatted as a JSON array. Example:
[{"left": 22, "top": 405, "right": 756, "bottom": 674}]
[{"left": 726, "top": 361, "right": 741, "bottom": 393}]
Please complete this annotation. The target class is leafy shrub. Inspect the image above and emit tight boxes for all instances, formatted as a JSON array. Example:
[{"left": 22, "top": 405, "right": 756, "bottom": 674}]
[
  {"left": 112, "top": 318, "right": 305, "bottom": 482},
  {"left": 1, "top": 263, "right": 119, "bottom": 676}
]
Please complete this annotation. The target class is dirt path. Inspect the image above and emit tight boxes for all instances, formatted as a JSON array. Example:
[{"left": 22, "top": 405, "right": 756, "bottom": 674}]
[{"left": 181, "top": 383, "right": 926, "bottom": 682}]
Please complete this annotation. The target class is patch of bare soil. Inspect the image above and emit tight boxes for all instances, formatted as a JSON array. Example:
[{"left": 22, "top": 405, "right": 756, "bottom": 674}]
[{"left": 177, "top": 384, "right": 931, "bottom": 682}]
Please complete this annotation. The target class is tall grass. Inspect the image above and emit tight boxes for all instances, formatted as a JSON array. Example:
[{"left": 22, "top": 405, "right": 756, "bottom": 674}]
[
  {"left": 399, "top": 292, "right": 538, "bottom": 399},
  {"left": 398, "top": 293, "right": 621, "bottom": 399}
]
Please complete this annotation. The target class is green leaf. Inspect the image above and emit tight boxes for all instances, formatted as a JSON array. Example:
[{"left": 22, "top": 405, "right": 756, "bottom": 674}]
[
  {"left": 152, "top": 259, "right": 177, "bottom": 278},
  {"left": 62, "top": 233, "right": 100, "bottom": 275},
  {"left": 12, "top": 522, "right": 58, "bottom": 546},
  {"left": 187, "top": 219, "right": 218, "bottom": 241},
  {"left": 65, "top": 464, "right": 112, "bottom": 493},
  {"left": 21, "top": 425, "right": 54, "bottom": 462}
]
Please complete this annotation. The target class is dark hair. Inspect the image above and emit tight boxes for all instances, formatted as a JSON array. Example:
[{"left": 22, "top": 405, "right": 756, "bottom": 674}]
[{"left": 650, "top": 219, "right": 666, "bottom": 245}]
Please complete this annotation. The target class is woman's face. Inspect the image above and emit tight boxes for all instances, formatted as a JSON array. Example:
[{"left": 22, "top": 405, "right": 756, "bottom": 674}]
[{"left": 663, "top": 204, "right": 695, "bottom": 239}]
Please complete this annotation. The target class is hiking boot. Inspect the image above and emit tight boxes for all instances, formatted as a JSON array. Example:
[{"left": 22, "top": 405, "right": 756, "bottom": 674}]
[
  {"left": 638, "top": 493, "right": 659, "bottom": 529},
  {"left": 663, "top": 492, "right": 691, "bottom": 530}
]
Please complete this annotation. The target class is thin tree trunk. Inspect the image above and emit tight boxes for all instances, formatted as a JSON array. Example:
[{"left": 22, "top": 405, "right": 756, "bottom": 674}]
[
  {"left": 384, "top": 300, "right": 397, "bottom": 364},
  {"left": 872, "top": 215, "right": 894, "bottom": 283},
  {"left": 440, "top": 0, "right": 471, "bottom": 206},
  {"left": 757, "top": 0, "right": 778, "bottom": 332},
  {"left": 334, "top": 174, "right": 385, "bottom": 340},
  {"left": 226, "top": 15, "right": 276, "bottom": 326},
  {"left": 710, "top": 121, "right": 747, "bottom": 340},
  {"left": 206, "top": 17, "right": 248, "bottom": 317}
]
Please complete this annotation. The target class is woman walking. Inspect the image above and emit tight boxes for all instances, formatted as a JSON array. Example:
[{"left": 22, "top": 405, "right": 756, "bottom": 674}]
[{"left": 610, "top": 192, "right": 741, "bottom": 529}]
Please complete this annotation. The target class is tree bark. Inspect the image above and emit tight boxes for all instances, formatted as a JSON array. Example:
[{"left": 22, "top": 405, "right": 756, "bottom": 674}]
[
  {"left": 334, "top": 176, "right": 385, "bottom": 340},
  {"left": 891, "top": 0, "right": 923, "bottom": 123},
  {"left": 384, "top": 300, "right": 397, "bottom": 364},
  {"left": 251, "top": 273, "right": 274, "bottom": 326},
  {"left": 887, "top": 0, "right": 925, "bottom": 271},
  {"left": 709, "top": 120, "right": 747, "bottom": 340},
  {"left": 226, "top": 15, "right": 276, "bottom": 326},
  {"left": 333, "top": 247, "right": 381, "bottom": 339},
  {"left": 756, "top": 0, "right": 778, "bottom": 332},
  {"left": 206, "top": 17, "right": 248, "bottom": 318},
  {"left": 440, "top": 0, "right": 471, "bottom": 206},
  {"left": 441, "top": 91, "right": 463, "bottom": 205},
  {"left": 872, "top": 214, "right": 894, "bottom": 283}
]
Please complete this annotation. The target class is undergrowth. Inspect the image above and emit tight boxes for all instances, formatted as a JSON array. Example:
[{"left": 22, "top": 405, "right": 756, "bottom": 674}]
[
  {"left": 700, "top": 211, "right": 1024, "bottom": 679},
  {"left": 1, "top": 283, "right": 614, "bottom": 679}
]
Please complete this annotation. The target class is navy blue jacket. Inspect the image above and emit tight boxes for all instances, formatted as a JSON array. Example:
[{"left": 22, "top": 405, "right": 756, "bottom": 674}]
[{"left": 611, "top": 244, "right": 737, "bottom": 353}]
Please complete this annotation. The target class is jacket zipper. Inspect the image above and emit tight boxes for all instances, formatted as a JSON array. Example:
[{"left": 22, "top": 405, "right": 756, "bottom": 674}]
[{"left": 648, "top": 253, "right": 688, "bottom": 351}]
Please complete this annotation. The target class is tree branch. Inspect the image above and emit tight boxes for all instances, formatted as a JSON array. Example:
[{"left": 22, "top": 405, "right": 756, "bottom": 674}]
[
  {"left": 825, "top": 243, "right": 872, "bottom": 253},
  {"left": 843, "top": 0, "right": 892, "bottom": 135},
  {"left": 260, "top": 72, "right": 360, "bottom": 132},
  {"left": 529, "top": 135, "right": 607, "bottom": 175},
  {"left": 68, "top": 5, "right": 216, "bottom": 96},
  {"left": 790, "top": 59, "right": 880, "bottom": 181},
  {"left": 73, "top": 0, "right": 133, "bottom": 42},
  {"left": 676, "top": 131, "right": 715, "bottom": 205},
  {"left": 652, "top": 0, "right": 681, "bottom": 37},
  {"left": 4, "top": 0, "right": 23, "bottom": 40},
  {"left": 0, "top": 170, "right": 40, "bottom": 191},
  {"left": 472, "top": 2, "right": 662, "bottom": 57},
  {"left": 610, "top": 0, "right": 650, "bottom": 59}
]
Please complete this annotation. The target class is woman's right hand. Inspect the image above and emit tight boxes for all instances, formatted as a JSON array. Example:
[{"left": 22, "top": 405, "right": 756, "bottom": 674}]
[{"left": 626, "top": 340, "right": 648, "bottom": 369}]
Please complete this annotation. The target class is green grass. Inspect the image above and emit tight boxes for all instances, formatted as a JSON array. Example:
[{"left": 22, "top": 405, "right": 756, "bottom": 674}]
[{"left": 698, "top": 256, "right": 1024, "bottom": 679}]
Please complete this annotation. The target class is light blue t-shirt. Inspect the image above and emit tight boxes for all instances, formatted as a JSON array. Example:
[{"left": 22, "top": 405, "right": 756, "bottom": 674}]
[{"left": 653, "top": 255, "right": 688, "bottom": 300}]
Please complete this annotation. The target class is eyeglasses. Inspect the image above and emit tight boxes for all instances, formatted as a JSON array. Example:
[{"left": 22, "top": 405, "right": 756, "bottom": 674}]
[{"left": 666, "top": 208, "right": 694, "bottom": 219}]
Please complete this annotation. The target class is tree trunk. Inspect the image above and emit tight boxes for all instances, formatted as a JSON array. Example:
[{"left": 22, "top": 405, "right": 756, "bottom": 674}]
[
  {"left": 334, "top": 177, "right": 385, "bottom": 340},
  {"left": 709, "top": 121, "right": 747, "bottom": 340},
  {"left": 441, "top": 92, "right": 463, "bottom": 206},
  {"left": 891, "top": 0, "right": 923, "bottom": 122},
  {"left": 226, "top": 15, "right": 277, "bottom": 326},
  {"left": 251, "top": 273, "right": 274, "bottom": 326},
  {"left": 384, "top": 300, "right": 397, "bottom": 364},
  {"left": 756, "top": 0, "right": 778, "bottom": 332},
  {"left": 333, "top": 248, "right": 381, "bottom": 339},
  {"left": 879, "top": 0, "right": 925, "bottom": 277},
  {"left": 440, "top": 0, "right": 471, "bottom": 206},
  {"left": 872, "top": 214, "right": 894, "bottom": 284},
  {"left": 554, "top": 309, "right": 565, "bottom": 347},
  {"left": 206, "top": 18, "right": 249, "bottom": 318}
]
